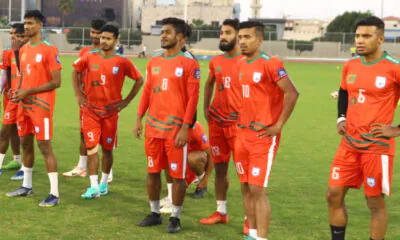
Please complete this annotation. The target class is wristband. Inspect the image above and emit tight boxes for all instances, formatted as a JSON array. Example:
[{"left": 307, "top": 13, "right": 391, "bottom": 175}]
[{"left": 337, "top": 117, "right": 346, "bottom": 124}]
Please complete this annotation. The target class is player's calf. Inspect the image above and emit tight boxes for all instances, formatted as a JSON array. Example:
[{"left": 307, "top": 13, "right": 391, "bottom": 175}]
[
  {"left": 366, "top": 195, "right": 388, "bottom": 240},
  {"left": 326, "top": 187, "right": 349, "bottom": 240}
]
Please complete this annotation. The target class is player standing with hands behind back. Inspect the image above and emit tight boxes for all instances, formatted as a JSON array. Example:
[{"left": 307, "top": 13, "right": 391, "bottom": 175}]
[
  {"left": 235, "top": 21, "right": 299, "bottom": 240},
  {"left": 134, "top": 17, "right": 200, "bottom": 233}
]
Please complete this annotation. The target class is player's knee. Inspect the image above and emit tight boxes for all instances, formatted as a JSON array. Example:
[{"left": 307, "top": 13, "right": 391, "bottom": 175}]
[
  {"left": 0, "top": 126, "right": 9, "bottom": 139},
  {"left": 248, "top": 184, "right": 265, "bottom": 197},
  {"left": 37, "top": 140, "right": 52, "bottom": 156},
  {"left": 366, "top": 196, "right": 386, "bottom": 212},
  {"left": 326, "top": 188, "right": 342, "bottom": 205}
]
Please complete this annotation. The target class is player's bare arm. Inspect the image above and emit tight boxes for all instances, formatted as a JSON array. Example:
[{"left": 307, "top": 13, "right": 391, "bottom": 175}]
[
  {"left": 72, "top": 69, "right": 87, "bottom": 107},
  {"left": 117, "top": 76, "right": 144, "bottom": 112},
  {"left": 12, "top": 69, "right": 61, "bottom": 102},
  {"left": 258, "top": 76, "right": 299, "bottom": 138},
  {"left": 203, "top": 74, "right": 216, "bottom": 121},
  {"left": 197, "top": 147, "right": 214, "bottom": 190},
  {"left": 134, "top": 114, "right": 144, "bottom": 139},
  {"left": 175, "top": 123, "right": 190, "bottom": 148}
]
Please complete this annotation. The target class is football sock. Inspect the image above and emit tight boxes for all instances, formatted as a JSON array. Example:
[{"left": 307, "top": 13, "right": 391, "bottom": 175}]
[
  {"left": 14, "top": 155, "right": 21, "bottom": 164},
  {"left": 249, "top": 229, "right": 258, "bottom": 238},
  {"left": 100, "top": 172, "right": 109, "bottom": 184},
  {"left": 78, "top": 155, "right": 87, "bottom": 170},
  {"left": 0, "top": 153, "right": 5, "bottom": 169},
  {"left": 150, "top": 200, "right": 160, "bottom": 214},
  {"left": 22, "top": 167, "right": 33, "bottom": 188},
  {"left": 167, "top": 183, "right": 173, "bottom": 200},
  {"left": 197, "top": 171, "right": 205, "bottom": 182},
  {"left": 330, "top": 225, "right": 346, "bottom": 240},
  {"left": 48, "top": 172, "right": 59, "bottom": 197},
  {"left": 171, "top": 205, "right": 182, "bottom": 218},
  {"left": 256, "top": 238, "right": 267, "bottom": 240},
  {"left": 217, "top": 200, "right": 227, "bottom": 214},
  {"left": 90, "top": 175, "right": 99, "bottom": 188}
]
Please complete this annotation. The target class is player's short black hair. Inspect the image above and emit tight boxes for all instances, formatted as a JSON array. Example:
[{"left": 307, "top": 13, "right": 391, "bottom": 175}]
[
  {"left": 239, "top": 21, "right": 264, "bottom": 38},
  {"left": 24, "top": 10, "right": 45, "bottom": 23},
  {"left": 12, "top": 23, "right": 24, "bottom": 34},
  {"left": 184, "top": 23, "right": 192, "bottom": 38},
  {"left": 355, "top": 16, "right": 385, "bottom": 34},
  {"left": 161, "top": 17, "right": 185, "bottom": 36},
  {"left": 100, "top": 25, "right": 119, "bottom": 39},
  {"left": 222, "top": 19, "right": 240, "bottom": 31},
  {"left": 91, "top": 19, "right": 106, "bottom": 31}
]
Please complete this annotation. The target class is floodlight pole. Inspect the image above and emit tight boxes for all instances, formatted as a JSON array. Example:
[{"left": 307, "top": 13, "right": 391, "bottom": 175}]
[
  {"left": 21, "top": 0, "right": 25, "bottom": 22},
  {"left": 381, "top": 0, "right": 384, "bottom": 18},
  {"left": 8, "top": 0, "right": 11, "bottom": 22},
  {"left": 184, "top": 0, "right": 188, "bottom": 22}
]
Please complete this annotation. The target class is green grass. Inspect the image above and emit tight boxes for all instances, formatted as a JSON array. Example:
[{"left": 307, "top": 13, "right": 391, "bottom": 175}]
[{"left": 0, "top": 57, "right": 399, "bottom": 240}]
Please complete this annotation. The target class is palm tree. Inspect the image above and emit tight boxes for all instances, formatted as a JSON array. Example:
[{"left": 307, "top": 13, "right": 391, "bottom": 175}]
[{"left": 57, "top": 0, "right": 75, "bottom": 27}]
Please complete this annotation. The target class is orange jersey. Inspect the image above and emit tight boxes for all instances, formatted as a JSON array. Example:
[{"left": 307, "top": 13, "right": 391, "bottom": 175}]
[
  {"left": 73, "top": 49, "right": 142, "bottom": 117},
  {"left": 138, "top": 51, "right": 200, "bottom": 139},
  {"left": 1, "top": 48, "right": 12, "bottom": 70},
  {"left": 79, "top": 46, "right": 95, "bottom": 58},
  {"left": 2, "top": 49, "right": 21, "bottom": 91},
  {"left": 339, "top": 52, "right": 400, "bottom": 156},
  {"left": 238, "top": 52, "right": 288, "bottom": 132},
  {"left": 208, "top": 53, "right": 242, "bottom": 126},
  {"left": 19, "top": 40, "right": 62, "bottom": 116},
  {"left": 188, "top": 122, "right": 210, "bottom": 153}
]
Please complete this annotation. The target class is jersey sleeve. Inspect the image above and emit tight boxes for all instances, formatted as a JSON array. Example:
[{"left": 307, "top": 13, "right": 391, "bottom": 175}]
[
  {"left": 0, "top": 50, "right": 10, "bottom": 70},
  {"left": 340, "top": 62, "right": 349, "bottom": 90},
  {"left": 124, "top": 58, "right": 142, "bottom": 81},
  {"left": 266, "top": 57, "right": 289, "bottom": 83},
  {"left": 196, "top": 125, "right": 210, "bottom": 150},
  {"left": 183, "top": 59, "right": 200, "bottom": 124},
  {"left": 72, "top": 55, "right": 88, "bottom": 73},
  {"left": 78, "top": 47, "right": 87, "bottom": 58},
  {"left": 137, "top": 61, "right": 152, "bottom": 116},
  {"left": 209, "top": 58, "right": 215, "bottom": 77},
  {"left": 46, "top": 46, "right": 62, "bottom": 72}
]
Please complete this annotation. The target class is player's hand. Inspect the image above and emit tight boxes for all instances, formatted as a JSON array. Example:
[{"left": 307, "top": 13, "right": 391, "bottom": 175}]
[
  {"left": 197, "top": 178, "right": 208, "bottom": 190},
  {"left": 75, "top": 93, "right": 87, "bottom": 108},
  {"left": 204, "top": 107, "right": 209, "bottom": 122},
  {"left": 7, "top": 89, "right": 13, "bottom": 99},
  {"left": 175, "top": 127, "right": 189, "bottom": 148},
  {"left": 257, "top": 124, "right": 282, "bottom": 138},
  {"left": 370, "top": 123, "right": 400, "bottom": 138},
  {"left": 116, "top": 99, "right": 129, "bottom": 112},
  {"left": 337, "top": 121, "right": 346, "bottom": 135},
  {"left": 11, "top": 89, "right": 30, "bottom": 102},
  {"left": 133, "top": 119, "right": 143, "bottom": 139}
]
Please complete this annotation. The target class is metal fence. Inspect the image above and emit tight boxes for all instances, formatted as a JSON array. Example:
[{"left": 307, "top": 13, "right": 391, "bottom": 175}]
[{"left": 1, "top": 28, "right": 399, "bottom": 58}]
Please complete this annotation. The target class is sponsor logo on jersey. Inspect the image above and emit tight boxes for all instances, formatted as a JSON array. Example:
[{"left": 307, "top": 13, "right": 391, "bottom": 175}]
[
  {"left": 201, "top": 134, "right": 208, "bottom": 143},
  {"left": 367, "top": 177, "right": 376, "bottom": 187},
  {"left": 152, "top": 66, "right": 160, "bottom": 74},
  {"left": 195, "top": 68, "right": 200, "bottom": 79},
  {"left": 277, "top": 68, "right": 288, "bottom": 78},
  {"left": 346, "top": 74, "right": 356, "bottom": 83},
  {"left": 35, "top": 54, "right": 42, "bottom": 63},
  {"left": 175, "top": 67, "right": 183, "bottom": 77},
  {"left": 252, "top": 167, "right": 260, "bottom": 176},
  {"left": 90, "top": 64, "right": 99, "bottom": 71},
  {"left": 21, "top": 53, "right": 26, "bottom": 61},
  {"left": 375, "top": 76, "right": 386, "bottom": 89},
  {"left": 253, "top": 72, "right": 262, "bottom": 83},
  {"left": 112, "top": 66, "right": 119, "bottom": 75},
  {"left": 170, "top": 162, "right": 178, "bottom": 171}
]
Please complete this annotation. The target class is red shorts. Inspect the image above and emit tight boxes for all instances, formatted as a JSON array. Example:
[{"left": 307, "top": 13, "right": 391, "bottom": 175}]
[
  {"left": 17, "top": 109, "right": 53, "bottom": 140},
  {"left": 329, "top": 147, "right": 394, "bottom": 196},
  {"left": 208, "top": 120, "right": 237, "bottom": 164},
  {"left": 2, "top": 101, "right": 18, "bottom": 124},
  {"left": 145, "top": 137, "right": 188, "bottom": 179},
  {"left": 185, "top": 167, "right": 197, "bottom": 186},
  {"left": 3, "top": 93, "right": 9, "bottom": 112},
  {"left": 234, "top": 129, "right": 280, "bottom": 187},
  {"left": 82, "top": 112, "right": 118, "bottom": 150}
]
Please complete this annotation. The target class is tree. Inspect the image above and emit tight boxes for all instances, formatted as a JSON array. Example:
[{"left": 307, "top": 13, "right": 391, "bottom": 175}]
[
  {"left": 66, "top": 23, "right": 91, "bottom": 47},
  {"left": 327, "top": 11, "right": 372, "bottom": 33},
  {"left": 0, "top": 16, "right": 8, "bottom": 28},
  {"left": 287, "top": 40, "right": 314, "bottom": 55},
  {"left": 57, "top": 0, "right": 75, "bottom": 27}
]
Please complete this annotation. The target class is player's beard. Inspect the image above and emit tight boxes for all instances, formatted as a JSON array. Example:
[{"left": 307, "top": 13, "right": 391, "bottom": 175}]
[
  {"left": 161, "top": 39, "right": 178, "bottom": 49},
  {"left": 92, "top": 38, "right": 100, "bottom": 45},
  {"left": 219, "top": 38, "right": 236, "bottom": 52}
]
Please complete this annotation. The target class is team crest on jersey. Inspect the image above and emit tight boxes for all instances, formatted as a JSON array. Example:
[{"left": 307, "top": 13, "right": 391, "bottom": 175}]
[
  {"left": 346, "top": 74, "right": 356, "bottom": 84},
  {"left": 252, "top": 167, "right": 260, "bottom": 176},
  {"left": 170, "top": 163, "right": 178, "bottom": 171},
  {"left": 35, "top": 126, "right": 40, "bottom": 133},
  {"left": 367, "top": 177, "right": 376, "bottom": 187},
  {"left": 195, "top": 68, "right": 200, "bottom": 79},
  {"left": 107, "top": 137, "right": 113, "bottom": 143},
  {"left": 277, "top": 68, "right": 288, "bottom": 78},
  {"left": 90, "top": 64, "right": 99, "bottom": 71},
  {"left": 152, "top": 66, "right": 160, "bottom": 74},
  {"left": 35, "top": 54, "right": 42, "bottom": 63},
  {"left": 112, "top": 66, "right": 119, "bottom": 75},
  {"left": 175, "top": 67, "right": 183, "bottom": 77},
  {"left": 253, "top": 72, "right": 262, "bottom": 83},
  {"left": 375, "top": 76, "right": 386, "bottom": 89},
  {"left": 55, "top": 55, "right": 60, "bottom": 64}
]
